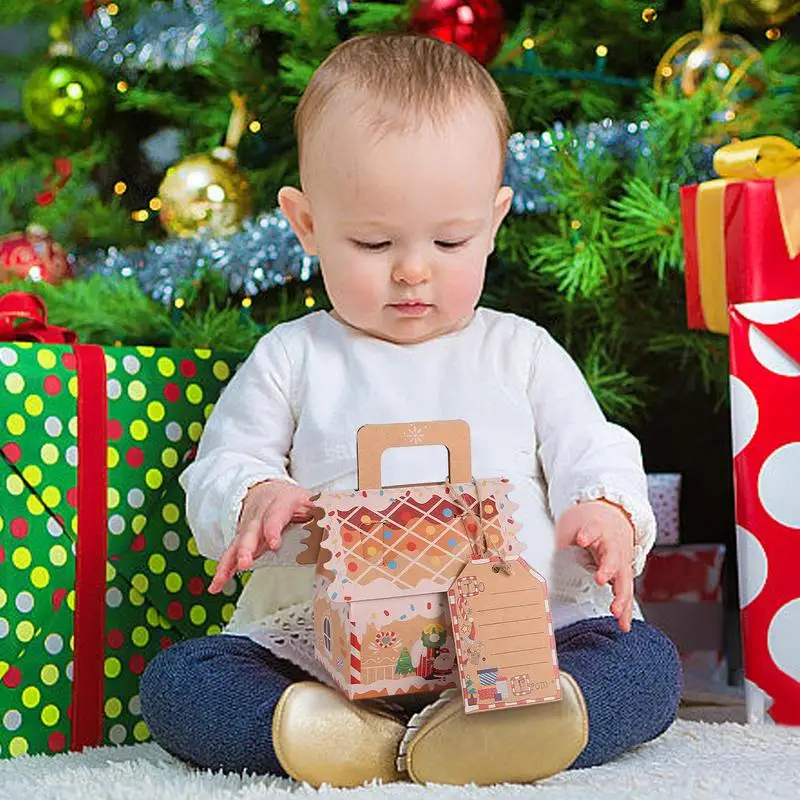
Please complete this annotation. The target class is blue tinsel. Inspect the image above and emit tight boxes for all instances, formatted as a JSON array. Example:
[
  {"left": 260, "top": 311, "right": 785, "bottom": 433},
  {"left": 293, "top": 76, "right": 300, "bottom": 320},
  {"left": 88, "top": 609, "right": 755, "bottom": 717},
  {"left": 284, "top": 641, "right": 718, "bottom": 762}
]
[{"left": 74, "top": 0, "right": 225, "bottom": 75}]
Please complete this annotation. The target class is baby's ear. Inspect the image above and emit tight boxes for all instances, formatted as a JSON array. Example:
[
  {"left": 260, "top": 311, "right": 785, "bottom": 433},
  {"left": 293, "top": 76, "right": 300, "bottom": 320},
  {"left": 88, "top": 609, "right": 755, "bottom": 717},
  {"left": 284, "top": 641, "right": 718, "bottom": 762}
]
[
  {"left": 489, "top": 186, "right": 513, "bottom": 250},
  {"left": 278, "top": 187, "right": 317, "bottom": 256}
]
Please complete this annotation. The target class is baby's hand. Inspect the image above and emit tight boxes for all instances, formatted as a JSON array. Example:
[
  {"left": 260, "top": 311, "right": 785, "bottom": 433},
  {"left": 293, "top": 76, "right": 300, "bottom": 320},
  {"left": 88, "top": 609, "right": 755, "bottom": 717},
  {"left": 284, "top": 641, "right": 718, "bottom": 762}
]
[
  {"left": 555, "top": 500, "right": 636, "bottom": 632},
  {"left": 209, "top": 480, "right": 314, "bottom": 594}
]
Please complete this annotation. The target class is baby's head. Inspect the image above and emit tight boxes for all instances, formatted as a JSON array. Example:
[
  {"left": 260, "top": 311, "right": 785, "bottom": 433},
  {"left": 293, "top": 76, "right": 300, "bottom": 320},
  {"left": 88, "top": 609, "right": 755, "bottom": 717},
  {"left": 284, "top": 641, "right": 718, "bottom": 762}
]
[{"left": 279, "top": 34, "right": 513, "bottom": 344}]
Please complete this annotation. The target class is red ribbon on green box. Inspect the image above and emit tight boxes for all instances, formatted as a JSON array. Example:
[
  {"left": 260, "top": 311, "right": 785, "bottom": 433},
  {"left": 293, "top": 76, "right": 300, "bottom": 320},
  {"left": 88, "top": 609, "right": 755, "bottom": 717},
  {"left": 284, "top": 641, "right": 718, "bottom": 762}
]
[
  {"left": 0, "top": 292, "right": 77, "bottom": 344},
  {"left": 71, "top": 344, "right": 108, "bottom": 750}
]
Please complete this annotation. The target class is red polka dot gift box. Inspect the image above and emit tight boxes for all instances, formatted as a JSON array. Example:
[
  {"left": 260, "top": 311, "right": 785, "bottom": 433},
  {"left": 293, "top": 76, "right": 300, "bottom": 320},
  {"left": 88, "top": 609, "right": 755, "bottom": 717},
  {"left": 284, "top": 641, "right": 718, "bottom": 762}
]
[
  {"left": 0, "top": 339, "right": 244, "bottom": 759},
  {"left": 729, "top": 299, "right": 800, "bottom": 725}
]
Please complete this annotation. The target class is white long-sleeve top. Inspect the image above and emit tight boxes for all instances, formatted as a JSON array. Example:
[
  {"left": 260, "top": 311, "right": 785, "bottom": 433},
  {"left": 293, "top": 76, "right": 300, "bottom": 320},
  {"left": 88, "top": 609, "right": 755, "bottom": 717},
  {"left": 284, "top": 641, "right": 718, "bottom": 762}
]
[{"left": 180, "top": 308, "right": 656, "bottom": 660}]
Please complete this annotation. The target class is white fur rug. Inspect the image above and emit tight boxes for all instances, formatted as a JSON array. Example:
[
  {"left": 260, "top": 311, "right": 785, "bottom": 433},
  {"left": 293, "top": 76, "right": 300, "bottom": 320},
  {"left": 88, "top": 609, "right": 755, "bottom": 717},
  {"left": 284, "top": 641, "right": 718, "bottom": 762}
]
[{"left": 1, "top": 721, "right": 799, "bottom": 800}]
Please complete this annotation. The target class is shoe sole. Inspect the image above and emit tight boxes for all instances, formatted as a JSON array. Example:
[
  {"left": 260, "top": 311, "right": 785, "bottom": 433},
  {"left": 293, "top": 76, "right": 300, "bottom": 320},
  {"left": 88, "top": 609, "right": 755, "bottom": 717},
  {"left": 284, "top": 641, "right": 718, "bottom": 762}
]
[{"left": 406, "top": 671, "right": 589, "bottom": 785}]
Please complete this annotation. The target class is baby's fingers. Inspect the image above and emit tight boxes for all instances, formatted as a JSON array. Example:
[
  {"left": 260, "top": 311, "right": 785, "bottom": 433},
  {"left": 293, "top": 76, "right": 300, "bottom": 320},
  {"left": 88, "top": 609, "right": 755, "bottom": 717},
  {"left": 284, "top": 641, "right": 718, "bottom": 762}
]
[
  {"left": 209, "top": 546, "right": 238, "bottom": 594},
  {"left": 610, "top": 565, "right": 634, "bottom": 632},
  {"left": 594, "top": 547, "right": 621, "bottom": 586},
  {"left": 289, "top": 499, "right": 315, "bottom": 525},
  {"left": 262, "top": 499, "right": 298, "bottom": 549},
  {"left": 576, "top": 526, "right": 603, "bottom": 550},
  {"left": 234, "top": 524, "right": 263, "bottom": 570}
]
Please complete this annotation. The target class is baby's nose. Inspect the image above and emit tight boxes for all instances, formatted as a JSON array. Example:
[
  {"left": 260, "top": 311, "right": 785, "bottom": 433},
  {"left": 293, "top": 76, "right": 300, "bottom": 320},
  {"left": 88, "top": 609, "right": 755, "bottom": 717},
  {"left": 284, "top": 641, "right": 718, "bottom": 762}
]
[{"left": 391, "top": 254, "right": 430, "bottom": 284}]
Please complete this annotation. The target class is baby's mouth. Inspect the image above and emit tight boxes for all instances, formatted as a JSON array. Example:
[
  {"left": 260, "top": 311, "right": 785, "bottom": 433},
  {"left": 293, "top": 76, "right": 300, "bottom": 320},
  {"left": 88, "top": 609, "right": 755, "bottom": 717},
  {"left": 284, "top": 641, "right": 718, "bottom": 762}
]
[{"left": 387, "top": 301, "right": 433, "bottom": 316}]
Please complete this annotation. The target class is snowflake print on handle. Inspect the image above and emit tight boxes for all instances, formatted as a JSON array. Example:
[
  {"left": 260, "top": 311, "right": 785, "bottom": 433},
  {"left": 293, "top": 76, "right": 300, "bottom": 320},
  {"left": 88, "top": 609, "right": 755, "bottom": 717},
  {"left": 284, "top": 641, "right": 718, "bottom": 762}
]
[{"left": 403, "top": 423, "right": 427, "bottom": 445}]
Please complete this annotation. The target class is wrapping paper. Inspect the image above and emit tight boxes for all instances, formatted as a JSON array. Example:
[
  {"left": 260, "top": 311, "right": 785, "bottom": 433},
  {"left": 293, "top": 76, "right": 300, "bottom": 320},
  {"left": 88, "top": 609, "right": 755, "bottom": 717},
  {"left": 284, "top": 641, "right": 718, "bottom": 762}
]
[
  {"left": 729, "top": 299, "right": 800, "bottom": 724},
  {"left": 680, "top": 137, "right": 800, "bottom": 334},
  {"left": 0, "top": 341, "right": 243, "bottom": 758},
  {"left": 647, "top": 473, "right": 681, "bottom": 546}
]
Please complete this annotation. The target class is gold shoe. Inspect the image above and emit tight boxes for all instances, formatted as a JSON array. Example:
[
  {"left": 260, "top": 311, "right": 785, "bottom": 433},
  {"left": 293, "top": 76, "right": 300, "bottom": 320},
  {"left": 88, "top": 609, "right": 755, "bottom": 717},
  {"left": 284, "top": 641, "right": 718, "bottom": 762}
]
[
  {"left": 272, "top": 681, "right": 407, "bottom": 787},
  {"left": 404, "top": 671, "right": 588, "bottom": 785}
]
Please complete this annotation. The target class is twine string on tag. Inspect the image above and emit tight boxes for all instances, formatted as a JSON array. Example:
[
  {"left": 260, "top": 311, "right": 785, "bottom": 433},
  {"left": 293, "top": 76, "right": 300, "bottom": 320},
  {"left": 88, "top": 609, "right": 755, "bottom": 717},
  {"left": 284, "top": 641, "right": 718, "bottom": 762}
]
[{"left": 448, "top": 478, "right": 511, "bottom": 575}]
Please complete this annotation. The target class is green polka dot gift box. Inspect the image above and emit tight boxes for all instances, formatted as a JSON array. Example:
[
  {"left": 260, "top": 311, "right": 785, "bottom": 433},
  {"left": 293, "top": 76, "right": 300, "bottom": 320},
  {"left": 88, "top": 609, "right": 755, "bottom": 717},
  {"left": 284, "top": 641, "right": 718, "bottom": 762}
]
[{"left": 0, "top": 340, "right": 245, "bottom": 759}]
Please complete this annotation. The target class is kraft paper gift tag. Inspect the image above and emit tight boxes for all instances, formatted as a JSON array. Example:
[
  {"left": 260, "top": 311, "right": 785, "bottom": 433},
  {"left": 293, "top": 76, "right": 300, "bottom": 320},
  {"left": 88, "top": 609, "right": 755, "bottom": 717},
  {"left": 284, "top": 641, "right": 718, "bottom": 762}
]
[{"left": 447, "top": 488, "right": 561, "bottom": 714}]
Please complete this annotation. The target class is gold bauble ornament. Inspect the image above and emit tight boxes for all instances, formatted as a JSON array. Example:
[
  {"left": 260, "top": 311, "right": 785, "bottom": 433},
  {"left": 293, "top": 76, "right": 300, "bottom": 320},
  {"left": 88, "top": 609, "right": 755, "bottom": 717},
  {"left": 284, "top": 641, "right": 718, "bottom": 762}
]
[
  {"left": 158, "top": 146, "right": 252, "bottom": 237},
  {"left": 728, "top": 0, "right": 800, "bottom": 27},
  {"left": 654, "top": 31, "right": 767, "bottom": 124}
]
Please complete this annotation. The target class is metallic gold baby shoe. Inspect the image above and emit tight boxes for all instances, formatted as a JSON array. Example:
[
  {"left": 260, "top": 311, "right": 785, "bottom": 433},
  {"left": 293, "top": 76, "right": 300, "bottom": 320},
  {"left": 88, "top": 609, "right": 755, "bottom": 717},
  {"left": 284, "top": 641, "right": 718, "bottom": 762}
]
[
  {"left": 402, "top": 671, "right": 589, "bottom": 785},
  {"left": 272, "top": 681, "right": 407, "bottom": 787}
]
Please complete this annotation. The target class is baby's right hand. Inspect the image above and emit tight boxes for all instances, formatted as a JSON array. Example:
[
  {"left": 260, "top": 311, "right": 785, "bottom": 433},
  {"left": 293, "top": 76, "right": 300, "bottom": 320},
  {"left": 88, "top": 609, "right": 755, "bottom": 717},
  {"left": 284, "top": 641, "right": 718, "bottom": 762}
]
[{"left": 208, "top": 480, "right": 314, "bottom": 594}]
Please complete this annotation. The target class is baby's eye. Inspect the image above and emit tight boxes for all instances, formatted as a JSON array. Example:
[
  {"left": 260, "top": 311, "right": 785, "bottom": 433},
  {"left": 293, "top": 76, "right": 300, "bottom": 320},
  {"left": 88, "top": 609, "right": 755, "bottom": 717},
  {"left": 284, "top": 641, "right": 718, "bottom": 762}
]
[
  {"left": 351, "top": 240, "right": 390, "bottom": 252},
  {"left": 435, "top": 239, "right": 469, "bottom": 250}
]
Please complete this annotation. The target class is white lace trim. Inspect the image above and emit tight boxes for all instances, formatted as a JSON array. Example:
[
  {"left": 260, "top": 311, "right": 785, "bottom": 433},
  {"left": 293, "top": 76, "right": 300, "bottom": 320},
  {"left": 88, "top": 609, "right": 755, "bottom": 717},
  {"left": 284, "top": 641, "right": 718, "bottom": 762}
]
[
  {"left": 570, "top": 484, "right": 656, "bottom": 576},
  {"left": 233, "top": 601, "right": 338, "bottom": 688}
]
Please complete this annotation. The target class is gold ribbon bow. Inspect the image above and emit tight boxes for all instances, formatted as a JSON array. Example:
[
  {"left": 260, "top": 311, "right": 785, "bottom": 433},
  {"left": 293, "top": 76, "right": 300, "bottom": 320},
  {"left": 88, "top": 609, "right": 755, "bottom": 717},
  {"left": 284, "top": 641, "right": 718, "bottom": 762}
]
[{"left": 696, "top": 136, "right": 800, "bottom": 333}]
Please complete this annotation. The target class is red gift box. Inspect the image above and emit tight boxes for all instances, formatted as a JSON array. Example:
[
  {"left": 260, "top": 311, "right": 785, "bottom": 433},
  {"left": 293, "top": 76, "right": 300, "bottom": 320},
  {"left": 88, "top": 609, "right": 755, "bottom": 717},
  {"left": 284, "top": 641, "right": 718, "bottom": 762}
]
[
  {"left": 729, "top": 299, "right": 800, "bottom": 725},
  {"left": 636, "top": 544, "right": 726, "bottom": 681},
  {"left": 680, "top": 136, "right": 800, "bottom": 334}
]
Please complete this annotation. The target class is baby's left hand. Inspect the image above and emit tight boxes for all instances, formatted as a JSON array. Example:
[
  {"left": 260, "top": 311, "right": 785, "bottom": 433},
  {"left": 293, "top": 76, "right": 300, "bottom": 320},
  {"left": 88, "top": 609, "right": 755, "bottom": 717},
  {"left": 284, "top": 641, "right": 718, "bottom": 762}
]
[{"left": 555, "top": 500, "right": 636, "bottom": 632}]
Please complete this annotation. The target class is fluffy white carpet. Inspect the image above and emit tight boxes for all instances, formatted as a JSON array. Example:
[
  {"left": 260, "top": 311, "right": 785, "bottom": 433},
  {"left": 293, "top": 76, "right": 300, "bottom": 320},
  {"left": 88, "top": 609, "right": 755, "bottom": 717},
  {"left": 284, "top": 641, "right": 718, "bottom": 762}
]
[{"left": 1, "top": 721, "right": 799, "bottom": 800}]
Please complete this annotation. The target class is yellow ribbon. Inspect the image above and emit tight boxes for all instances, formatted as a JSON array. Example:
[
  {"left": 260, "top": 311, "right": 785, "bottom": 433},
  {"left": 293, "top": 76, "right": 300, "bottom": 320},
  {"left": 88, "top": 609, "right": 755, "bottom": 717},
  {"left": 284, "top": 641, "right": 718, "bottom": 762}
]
[{"left": 694, "top": 136, "right": 800, "bottom": 334}]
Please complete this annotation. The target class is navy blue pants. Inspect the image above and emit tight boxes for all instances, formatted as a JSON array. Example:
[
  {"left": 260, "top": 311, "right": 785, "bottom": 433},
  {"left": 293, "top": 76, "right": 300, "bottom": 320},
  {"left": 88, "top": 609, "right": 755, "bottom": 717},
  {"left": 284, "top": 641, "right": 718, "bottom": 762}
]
[{"left": 140, "top": 617, "right": 681, "bottom": 777}]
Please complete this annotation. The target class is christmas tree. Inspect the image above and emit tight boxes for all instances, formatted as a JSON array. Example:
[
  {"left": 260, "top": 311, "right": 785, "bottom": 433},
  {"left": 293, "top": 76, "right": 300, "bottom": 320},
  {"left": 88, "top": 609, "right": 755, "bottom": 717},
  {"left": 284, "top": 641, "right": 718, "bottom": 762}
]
[
  {"left": 2, "top": 0, "right": 799, "bottom": 550},
  {"left": 395, "top": 647, "right": 415, "bottom": 676}
]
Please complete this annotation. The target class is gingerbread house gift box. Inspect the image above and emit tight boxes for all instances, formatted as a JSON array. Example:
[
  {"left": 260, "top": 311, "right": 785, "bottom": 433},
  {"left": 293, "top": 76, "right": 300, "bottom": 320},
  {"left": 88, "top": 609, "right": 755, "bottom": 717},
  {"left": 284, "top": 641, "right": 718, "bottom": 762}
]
[{"left": 296, "top": 420, "right": 527, "bottom": 700}]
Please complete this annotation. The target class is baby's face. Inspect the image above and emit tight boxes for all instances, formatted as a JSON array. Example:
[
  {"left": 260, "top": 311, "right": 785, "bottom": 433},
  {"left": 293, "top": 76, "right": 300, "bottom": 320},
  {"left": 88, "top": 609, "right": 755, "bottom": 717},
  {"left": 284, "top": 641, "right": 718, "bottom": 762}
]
[{"left": 282, "top": 99, "right": 512, "bottom": 344}]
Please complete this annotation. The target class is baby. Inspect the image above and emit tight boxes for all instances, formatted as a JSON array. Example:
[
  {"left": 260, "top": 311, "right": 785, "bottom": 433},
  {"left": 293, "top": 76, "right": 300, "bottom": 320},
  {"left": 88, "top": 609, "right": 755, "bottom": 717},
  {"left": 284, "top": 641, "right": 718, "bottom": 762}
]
[{"left": 140, "top": 34, "right": 680, "bottom": 787}]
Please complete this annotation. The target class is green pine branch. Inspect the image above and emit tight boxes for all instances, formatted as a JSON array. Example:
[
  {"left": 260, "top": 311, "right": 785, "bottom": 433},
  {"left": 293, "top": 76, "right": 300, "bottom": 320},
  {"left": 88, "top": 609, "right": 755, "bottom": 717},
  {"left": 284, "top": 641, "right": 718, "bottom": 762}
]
[
  {"left": 581, "top": 342, "right": 648, "bottom": 423},
  {"left": 609, "top": 178, "right": 683, "bottom": 280},
  {"left": 529, "top": 213, "right": 613, "bottom": 301}
]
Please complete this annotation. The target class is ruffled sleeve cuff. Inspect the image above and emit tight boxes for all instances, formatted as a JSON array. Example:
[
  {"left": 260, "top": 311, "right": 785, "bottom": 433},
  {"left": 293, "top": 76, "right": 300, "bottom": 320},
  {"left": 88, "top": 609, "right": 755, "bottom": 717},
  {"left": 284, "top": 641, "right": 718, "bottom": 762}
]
[
  {"left": 223, "top": 472, "right": 299, "bottom": 545},
  {"left": 568, "top": 483, "right": 657, "bottom": 576}
]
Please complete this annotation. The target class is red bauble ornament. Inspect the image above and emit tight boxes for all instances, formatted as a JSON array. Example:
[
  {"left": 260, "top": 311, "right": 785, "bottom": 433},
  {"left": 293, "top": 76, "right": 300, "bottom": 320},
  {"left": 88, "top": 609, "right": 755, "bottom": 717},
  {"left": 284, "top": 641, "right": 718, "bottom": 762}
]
[
  {"left": 410, "top": 0, "right": 505, "bottom": 65},
  {"left": 0, "top": 225, "right": 72, "bottom": 284}
]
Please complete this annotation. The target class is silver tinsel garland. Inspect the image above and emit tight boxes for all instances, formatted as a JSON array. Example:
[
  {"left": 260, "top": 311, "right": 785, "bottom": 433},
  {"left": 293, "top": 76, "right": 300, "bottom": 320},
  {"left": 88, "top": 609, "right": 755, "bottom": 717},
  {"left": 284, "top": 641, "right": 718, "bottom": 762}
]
[
  {"left": 77, "top": 210, "right": 315, "bottom": 304},
  {"left": 73, "top": 0, "right": 351, "bottom": 75},
  {"left": 505, "top": 119, "right": 717, "bottom": 213},
  {"left": 74, "top": 0, "right": 225, "bottom": 75},
  {"left": 78, "top": 120, "right": 718, "bottom": 302}
]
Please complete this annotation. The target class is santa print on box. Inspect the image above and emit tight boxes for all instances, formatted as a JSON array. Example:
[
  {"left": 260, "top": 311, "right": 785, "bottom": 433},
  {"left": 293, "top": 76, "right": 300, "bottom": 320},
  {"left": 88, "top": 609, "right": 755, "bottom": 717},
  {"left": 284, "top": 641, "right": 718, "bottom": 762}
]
[
  {"left": 298, "top": 420, "right": 559, "bottom": 704},
  {"left": 729, "top": 299, "right": 800, "bottom": 724}
]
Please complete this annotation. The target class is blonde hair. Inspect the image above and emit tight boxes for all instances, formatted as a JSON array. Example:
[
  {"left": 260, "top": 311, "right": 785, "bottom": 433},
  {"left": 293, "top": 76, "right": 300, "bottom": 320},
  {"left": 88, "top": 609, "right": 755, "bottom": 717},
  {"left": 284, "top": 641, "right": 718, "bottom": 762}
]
[{"left": 295, "top": 34, "right": 511, "bottom": 173}]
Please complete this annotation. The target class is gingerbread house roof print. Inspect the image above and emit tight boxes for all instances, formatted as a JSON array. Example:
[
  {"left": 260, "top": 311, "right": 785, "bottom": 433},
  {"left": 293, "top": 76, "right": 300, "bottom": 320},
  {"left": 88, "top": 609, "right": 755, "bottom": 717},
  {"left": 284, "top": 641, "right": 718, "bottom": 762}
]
[{"left": 300, "top": 481, "right": 524, "bottom": 601}]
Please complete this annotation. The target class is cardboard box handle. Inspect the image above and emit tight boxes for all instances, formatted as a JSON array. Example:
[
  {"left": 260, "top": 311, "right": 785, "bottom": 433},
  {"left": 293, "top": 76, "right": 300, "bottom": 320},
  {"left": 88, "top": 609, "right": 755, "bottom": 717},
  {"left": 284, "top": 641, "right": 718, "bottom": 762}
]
[{"left": 356, "top": 420, "right": 472, "bottom": 489}]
